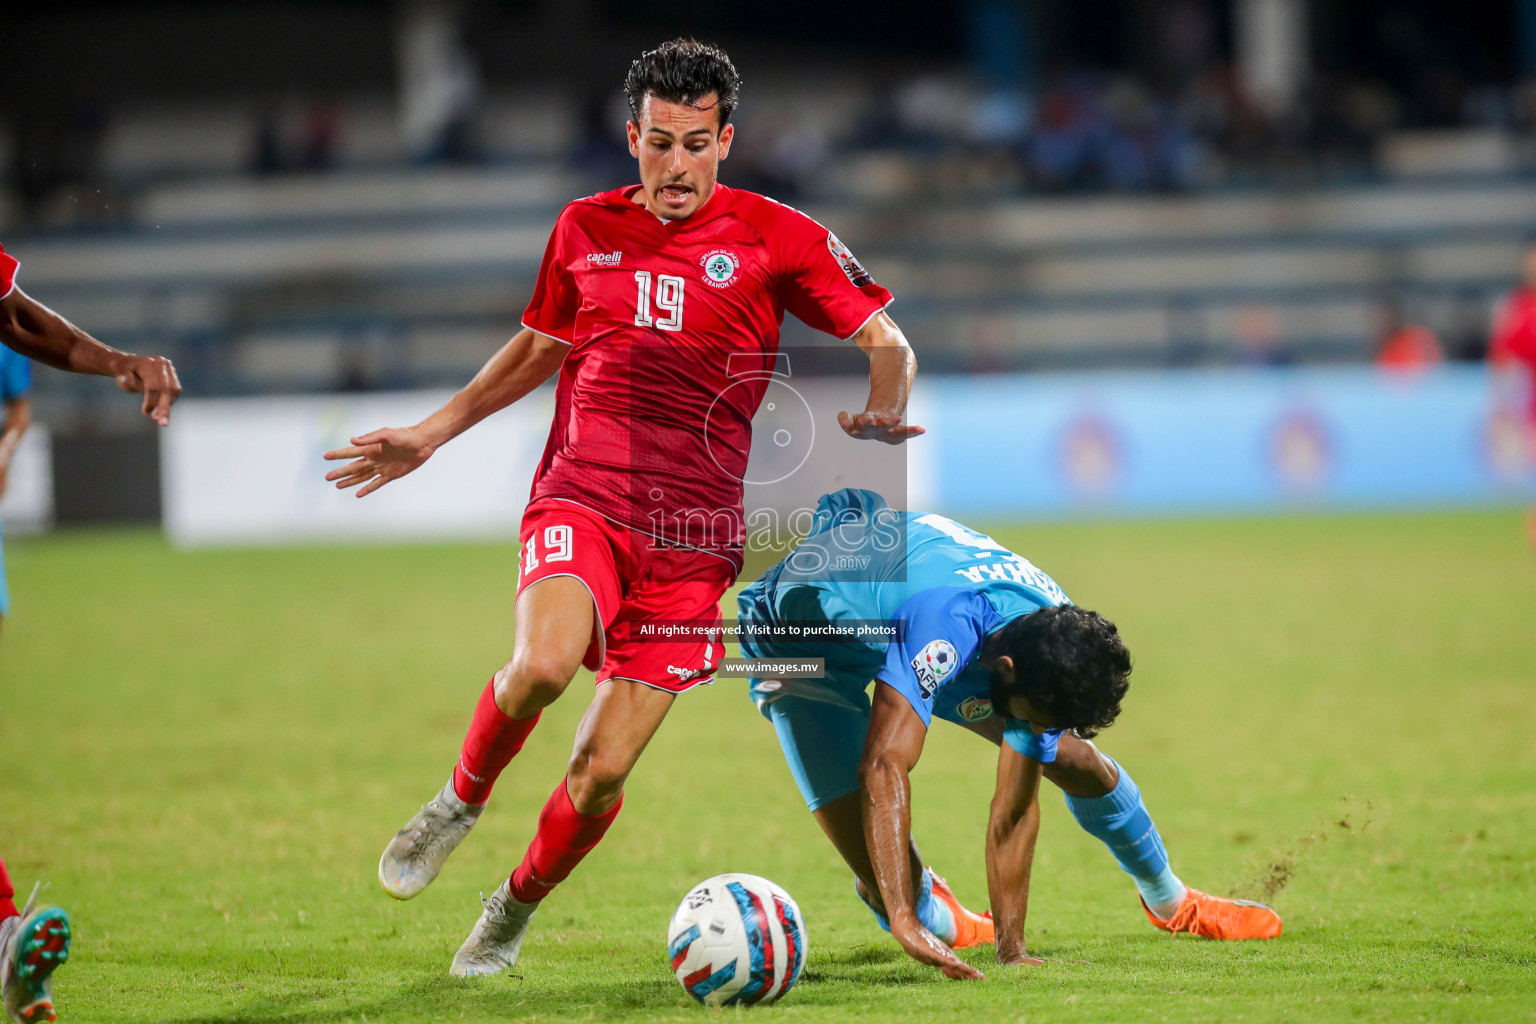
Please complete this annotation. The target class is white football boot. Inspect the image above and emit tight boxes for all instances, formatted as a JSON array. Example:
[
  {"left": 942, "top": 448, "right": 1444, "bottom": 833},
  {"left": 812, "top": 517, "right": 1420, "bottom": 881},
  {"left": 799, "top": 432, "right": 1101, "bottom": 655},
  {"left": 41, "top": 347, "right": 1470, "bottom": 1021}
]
[
  {"left": 1, "top": 886, "right": 71, "bottom": 1024},
  {"left": 449, "top": 879, "right": 540, "bottom": 977},
  {"left": 378, "top": 780, "right": 485, "bottom": 900}
]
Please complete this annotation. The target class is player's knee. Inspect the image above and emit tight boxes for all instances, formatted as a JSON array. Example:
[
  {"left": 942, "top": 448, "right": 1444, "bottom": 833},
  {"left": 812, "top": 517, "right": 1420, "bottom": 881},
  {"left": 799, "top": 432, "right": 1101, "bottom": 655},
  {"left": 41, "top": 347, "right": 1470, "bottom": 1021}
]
[
  {"left": 566, "top": 745, "right": 629, "bottom": 812},
  {"left": 494, "top": 654, "right": 575, "bottom": 714}
]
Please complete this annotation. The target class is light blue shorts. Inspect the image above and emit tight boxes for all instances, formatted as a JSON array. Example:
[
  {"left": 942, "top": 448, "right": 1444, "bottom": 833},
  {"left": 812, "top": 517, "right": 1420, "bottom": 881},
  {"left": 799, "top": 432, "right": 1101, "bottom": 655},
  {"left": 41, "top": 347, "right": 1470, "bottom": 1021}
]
[{"left": 740, "top": 574, "right": 1059, "bottom": 812}]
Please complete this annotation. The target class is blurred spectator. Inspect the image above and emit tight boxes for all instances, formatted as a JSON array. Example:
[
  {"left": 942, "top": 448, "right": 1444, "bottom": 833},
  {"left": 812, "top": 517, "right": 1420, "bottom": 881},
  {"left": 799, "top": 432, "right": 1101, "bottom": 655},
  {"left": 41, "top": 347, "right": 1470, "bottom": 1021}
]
[
  {"left": 13, "top": 101, "right": 107, "bottom": 223},
  {"left": 1488, "top": 241, "right": 1536, "bottom": 546},
  {"left": 1232, "top": 301, "right": 1289, "bottom": 366},
  {"left": 570, "top": 92, "right": 632, "bottom": 182},
  {"left": 296, "top": 102, "right": 343, "bottom": 172},
  {"left": 1026, "top": 70, "right": 1204, "bottom": 194},
  {"left": 1373, "top": 300, "right": 1442, "bottom": 373},
  {"left": 250, "top": 109, "right": 287, "bottom": 175},
  {"left": 1445, "top": 287, "right": 1491, "bottom": 363},
  {"left": 397, "top": 0, "right": 482, "bottom": 164},
  {"left": 1489, "top": 242, "right": 1536, "bottom": 397}
]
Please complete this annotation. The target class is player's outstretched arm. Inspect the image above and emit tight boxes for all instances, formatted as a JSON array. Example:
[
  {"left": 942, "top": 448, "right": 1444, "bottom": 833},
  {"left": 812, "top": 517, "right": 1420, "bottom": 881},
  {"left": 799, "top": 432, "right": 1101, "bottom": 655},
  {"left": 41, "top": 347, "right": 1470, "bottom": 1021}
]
[
  {"left": 324, "top": 327, "right": 566, "bottom": 497},
  {"left": 859, "top": 682, "right": 984, "bottom": 981},
  {"left": 986, "top": 742, "right": 1045, "bottom": 967},
  {"left": 0, "top": 286, "right": 181, "bottom": 426},
  {"left": 837, "top": 312, "right": 926, "bottom": 444}
]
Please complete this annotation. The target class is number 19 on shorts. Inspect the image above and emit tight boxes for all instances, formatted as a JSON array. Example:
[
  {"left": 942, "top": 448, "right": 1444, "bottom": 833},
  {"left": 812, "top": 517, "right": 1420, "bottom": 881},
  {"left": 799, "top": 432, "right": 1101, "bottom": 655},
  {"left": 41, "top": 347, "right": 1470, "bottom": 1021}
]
[
  {"left": 522, "top": 525, "right": 574, "bottom": 573},
  {"left": 634, "top": 271, "right": 684, "bottom": 331}
]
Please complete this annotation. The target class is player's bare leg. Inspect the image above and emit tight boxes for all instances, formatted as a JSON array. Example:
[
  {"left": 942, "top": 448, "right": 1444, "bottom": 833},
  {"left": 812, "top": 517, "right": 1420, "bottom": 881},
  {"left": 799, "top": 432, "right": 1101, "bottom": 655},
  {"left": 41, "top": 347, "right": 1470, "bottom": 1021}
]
[
  {"left": 1045, "top": 733, "right": 1281, "bottom": 939},
  {"left": 379, "top": 576, "right": 597, "bottom": 900},
  {"left": 451, "top": 678, "right": 675, "bottom": 977},
  {"left": 813, "top": 795, "right": 994, "bottom": 949}
]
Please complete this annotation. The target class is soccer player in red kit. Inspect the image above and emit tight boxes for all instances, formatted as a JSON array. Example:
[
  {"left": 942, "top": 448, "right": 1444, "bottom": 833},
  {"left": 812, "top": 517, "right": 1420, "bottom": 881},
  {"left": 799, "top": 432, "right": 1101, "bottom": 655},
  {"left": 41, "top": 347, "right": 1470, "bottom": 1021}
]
[
  {"left": 0, "top": 241, "right": 181, "bottom": 1022},
  {"left": 323, "top": 39, "right": 988, "bottom": 977},
  {"left": 1491, "top": 240, "right": 1536, "bottom": 546}
]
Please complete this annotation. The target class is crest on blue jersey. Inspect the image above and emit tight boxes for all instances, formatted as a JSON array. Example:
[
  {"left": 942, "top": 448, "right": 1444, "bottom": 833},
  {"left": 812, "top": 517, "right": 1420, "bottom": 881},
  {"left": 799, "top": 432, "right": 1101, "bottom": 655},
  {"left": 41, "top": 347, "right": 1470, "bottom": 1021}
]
[
  {"left": 955, "top": 696, "right": 993, "bottom": 722},
  {"left": 911, "top": 639, "right": 959, "bottom": 698}
]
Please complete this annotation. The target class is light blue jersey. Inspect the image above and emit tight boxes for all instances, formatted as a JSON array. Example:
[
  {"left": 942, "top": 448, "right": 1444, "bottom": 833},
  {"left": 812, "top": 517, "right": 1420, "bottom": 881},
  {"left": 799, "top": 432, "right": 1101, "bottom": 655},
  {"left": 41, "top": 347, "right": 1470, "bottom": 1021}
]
[
  {"left": 0, "top": 344, "right": 32, "bottom": 617},
  {"left": 739, "top": 489, "right": 1070, "bottom": 809}
]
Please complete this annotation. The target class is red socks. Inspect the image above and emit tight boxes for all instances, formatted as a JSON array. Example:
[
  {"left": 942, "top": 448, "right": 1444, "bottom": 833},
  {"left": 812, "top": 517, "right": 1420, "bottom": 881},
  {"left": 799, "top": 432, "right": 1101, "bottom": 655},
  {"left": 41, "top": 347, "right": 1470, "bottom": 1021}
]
[
  {"left": 508, "top": 778, "right": 622, "bottom": 904},
  {"left": 0, "top": 857, "right": 16, "bottom": 920},
  {"left": 450, "top": 681, "right": 622, "bottom": 903},
  {"left": 452, "top": 680, "right": 541, "bottom": 805}
]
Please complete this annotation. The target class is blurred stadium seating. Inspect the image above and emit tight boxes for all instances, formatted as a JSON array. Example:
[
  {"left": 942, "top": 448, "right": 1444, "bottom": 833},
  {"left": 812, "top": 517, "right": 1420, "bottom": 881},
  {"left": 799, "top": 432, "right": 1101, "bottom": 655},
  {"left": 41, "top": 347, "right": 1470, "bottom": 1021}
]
[
  {"left": 7, "top": 149, "right": 1532, "bottom": 406},
  {"left": 2, "top": 1, "right": 1533, "bottom": 527}
]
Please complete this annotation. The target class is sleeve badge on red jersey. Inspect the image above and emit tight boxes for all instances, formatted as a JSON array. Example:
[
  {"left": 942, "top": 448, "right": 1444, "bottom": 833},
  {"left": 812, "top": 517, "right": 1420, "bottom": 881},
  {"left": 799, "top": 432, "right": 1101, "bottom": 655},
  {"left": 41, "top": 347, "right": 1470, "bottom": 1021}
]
[
  {"left": 700, "top": 249, "right": 741, "bottom": 288},
  {"left": 827, "top": 232, "right": 875, "bottom": 288}
]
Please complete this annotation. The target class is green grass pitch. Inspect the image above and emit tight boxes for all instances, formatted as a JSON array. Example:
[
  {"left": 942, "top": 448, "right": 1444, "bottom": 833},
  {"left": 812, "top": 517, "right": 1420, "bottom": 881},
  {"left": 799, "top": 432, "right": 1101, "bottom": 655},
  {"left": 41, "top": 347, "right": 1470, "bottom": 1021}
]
[{"left": 0, "top": 511, "right": 1532, "bottom": 1023}]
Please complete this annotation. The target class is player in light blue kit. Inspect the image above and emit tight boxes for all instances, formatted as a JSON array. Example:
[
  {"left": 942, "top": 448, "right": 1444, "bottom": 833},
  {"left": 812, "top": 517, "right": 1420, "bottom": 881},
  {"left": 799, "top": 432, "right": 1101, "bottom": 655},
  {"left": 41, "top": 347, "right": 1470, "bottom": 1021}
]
[
  {"left": 740, "top": 488, "right": 1282, "bottom": 980},
  {"left": 0, "top": 342, "right": 32, "bottom": 637}
]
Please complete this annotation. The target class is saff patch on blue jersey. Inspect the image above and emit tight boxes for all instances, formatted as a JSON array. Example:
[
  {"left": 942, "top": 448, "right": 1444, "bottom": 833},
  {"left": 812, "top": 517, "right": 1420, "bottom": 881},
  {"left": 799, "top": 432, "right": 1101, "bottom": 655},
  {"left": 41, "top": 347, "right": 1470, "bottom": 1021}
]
[{"left": 911, "top": 639, "right": 959, "bottom": 698}]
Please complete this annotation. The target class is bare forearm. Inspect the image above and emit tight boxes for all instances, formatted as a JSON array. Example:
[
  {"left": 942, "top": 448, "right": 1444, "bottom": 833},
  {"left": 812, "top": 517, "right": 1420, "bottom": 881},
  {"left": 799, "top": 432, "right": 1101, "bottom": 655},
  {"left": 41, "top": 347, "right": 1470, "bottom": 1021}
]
[
  {"left": 0, "top": 292, "right": 132, "bottom": 377},
  {"left": 860, "top": 758, "right": 920, "bottom": 931},
  {"left": 418, "top": 328, "right": 565, "bottom": 445},
  {"left": 855, "top": 313, "right": 916, "bottom": 417},
  {"left": 986, "top": 800, "right": 1040, "bottom": 963}
]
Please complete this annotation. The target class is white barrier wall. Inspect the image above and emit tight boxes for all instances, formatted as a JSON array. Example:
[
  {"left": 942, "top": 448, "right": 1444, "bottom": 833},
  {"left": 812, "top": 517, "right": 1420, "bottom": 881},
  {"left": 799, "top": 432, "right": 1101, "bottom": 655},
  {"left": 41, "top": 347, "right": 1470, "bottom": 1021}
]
[
  {"left": 161, "top": 368, "right": 1530, "bottom": 548},
  {"left": 161, "top": 376, "right": 914, "bottom": 549},
  {"left": 0, "top": 427, "right": 53, "bottom": 535},
  {"left": 162, "top": 391, "right": 553, "bottom": 546}
]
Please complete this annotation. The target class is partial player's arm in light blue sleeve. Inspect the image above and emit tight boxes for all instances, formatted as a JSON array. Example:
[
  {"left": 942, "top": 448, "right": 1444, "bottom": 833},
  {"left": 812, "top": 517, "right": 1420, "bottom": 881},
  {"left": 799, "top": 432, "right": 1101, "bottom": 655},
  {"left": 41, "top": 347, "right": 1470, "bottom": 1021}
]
[
  {"left": 1001, "top": 721, "right": 1063, "bottom": 764},
  {"left": 874, "top": 587, "right": 1003, "bottom": 726}
]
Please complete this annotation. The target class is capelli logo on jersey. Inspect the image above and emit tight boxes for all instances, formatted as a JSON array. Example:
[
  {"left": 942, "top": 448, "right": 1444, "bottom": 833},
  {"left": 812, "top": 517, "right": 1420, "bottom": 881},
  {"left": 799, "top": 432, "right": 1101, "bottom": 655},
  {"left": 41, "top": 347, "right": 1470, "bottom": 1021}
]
[
  {"left": 699, "top": 249, "right": 740, "bottom": 288},
  {"left": 586, "top": 251, "right": 623, "bottom": 265}
]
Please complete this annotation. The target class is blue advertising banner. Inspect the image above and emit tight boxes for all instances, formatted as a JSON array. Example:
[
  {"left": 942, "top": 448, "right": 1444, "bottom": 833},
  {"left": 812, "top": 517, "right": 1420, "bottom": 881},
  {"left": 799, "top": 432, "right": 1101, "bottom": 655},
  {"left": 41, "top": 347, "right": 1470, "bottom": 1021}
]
[{"left": 923, "top": 366, "right": 1533, "bottom": 518}]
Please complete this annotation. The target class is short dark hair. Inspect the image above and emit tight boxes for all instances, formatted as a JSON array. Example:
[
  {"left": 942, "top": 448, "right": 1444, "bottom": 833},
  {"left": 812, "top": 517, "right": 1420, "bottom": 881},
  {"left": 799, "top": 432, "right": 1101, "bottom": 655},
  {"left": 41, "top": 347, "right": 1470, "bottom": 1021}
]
[
  {"left": 624, "top": 38, "right": 742, "bottom": 130},
  {"left": 985, "top": 606, "right": 1131, "bottom": 738}
]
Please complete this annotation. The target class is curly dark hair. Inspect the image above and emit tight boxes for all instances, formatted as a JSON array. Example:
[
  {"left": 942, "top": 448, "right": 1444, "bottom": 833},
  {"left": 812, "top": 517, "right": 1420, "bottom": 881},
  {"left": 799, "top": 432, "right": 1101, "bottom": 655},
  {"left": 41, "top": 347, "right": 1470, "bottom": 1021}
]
[
  {"left": 624, "top": 38, "right": 742, "bottom": 130},
  {"left": 984, "top": 605, "right": 1132, "bottom": 738}
]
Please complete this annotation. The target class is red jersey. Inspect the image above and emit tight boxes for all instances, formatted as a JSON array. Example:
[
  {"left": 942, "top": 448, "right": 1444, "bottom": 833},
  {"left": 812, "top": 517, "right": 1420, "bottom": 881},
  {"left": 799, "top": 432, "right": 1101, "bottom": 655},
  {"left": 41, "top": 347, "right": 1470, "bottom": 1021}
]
[
  {"left": 520, "top": 183, "right": 892, "bottom": 569},
  {"left": 1492, "top": 287, "right": 1536, "bottom": 422},
  {"left": 0, "top": 243, "right": 18, "bottom": 299}
]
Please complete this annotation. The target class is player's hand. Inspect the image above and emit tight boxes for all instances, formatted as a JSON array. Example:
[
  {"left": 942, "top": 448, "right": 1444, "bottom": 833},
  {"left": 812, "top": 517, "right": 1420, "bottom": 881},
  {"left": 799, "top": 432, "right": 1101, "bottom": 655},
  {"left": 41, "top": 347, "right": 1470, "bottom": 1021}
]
[
  {"left": 323, "top": 427, "right": 437, "bottom": 497},
  {"left": 836, "top": 410, "right": 925, "bottom": 445},
  {"left": 115, "top": 354, "right": 182, "bottom": 426},
  {"left": 892, "top": 921, "right": 984, "bottom": 980},
  {"left": 0, "top": 460, "right": 8, "bottom": 500},
  {"left": 997, "top": 947, "right": 1046, "bottom": 967}
]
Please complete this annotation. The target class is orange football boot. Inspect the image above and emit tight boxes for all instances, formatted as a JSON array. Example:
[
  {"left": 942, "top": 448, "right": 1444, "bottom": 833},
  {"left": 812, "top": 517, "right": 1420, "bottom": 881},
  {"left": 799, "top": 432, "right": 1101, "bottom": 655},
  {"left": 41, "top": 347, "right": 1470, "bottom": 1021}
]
[
  {"left": 927, "top": 870, "right": 995, "bottom": 949},
  {"left": 1142, "top": 888, "right": 1282, "bottom": 940}
]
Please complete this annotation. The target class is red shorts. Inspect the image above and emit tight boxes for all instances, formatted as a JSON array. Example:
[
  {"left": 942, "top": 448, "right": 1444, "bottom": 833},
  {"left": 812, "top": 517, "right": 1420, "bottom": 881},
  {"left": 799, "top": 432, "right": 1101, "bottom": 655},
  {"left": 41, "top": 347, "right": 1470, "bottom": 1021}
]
[{"left": 516, "top": 498, "right": 734, "bottom": 693}]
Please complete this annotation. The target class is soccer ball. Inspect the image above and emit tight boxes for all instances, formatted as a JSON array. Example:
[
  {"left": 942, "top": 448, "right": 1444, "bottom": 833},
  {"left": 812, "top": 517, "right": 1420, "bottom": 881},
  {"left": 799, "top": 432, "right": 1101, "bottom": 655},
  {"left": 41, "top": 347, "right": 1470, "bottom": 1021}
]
[{"left": 666, "top": 873, "right": 807, "bottom": 1006}]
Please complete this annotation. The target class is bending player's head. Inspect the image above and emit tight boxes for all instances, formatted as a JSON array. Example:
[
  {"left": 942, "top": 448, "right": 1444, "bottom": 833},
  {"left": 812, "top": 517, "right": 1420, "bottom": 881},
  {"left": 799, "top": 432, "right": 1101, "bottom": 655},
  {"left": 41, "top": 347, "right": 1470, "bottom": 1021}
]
[
  {"left": 984, "top": 605, "right": 1131, "bottom": 738},
  {"left": 625, "top": 38, "right": 741, "bottom": 221}
]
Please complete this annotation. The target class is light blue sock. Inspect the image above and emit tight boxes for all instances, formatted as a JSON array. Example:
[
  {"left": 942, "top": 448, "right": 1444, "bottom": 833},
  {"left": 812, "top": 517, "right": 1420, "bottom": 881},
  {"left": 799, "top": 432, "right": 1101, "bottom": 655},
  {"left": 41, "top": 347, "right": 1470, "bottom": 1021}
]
[
  {"left": 1063, "top": 757, "right": 1186, "bottom": 915},
  {"left": 857, "top": 867, "right": 957, "bottom": 943}
]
